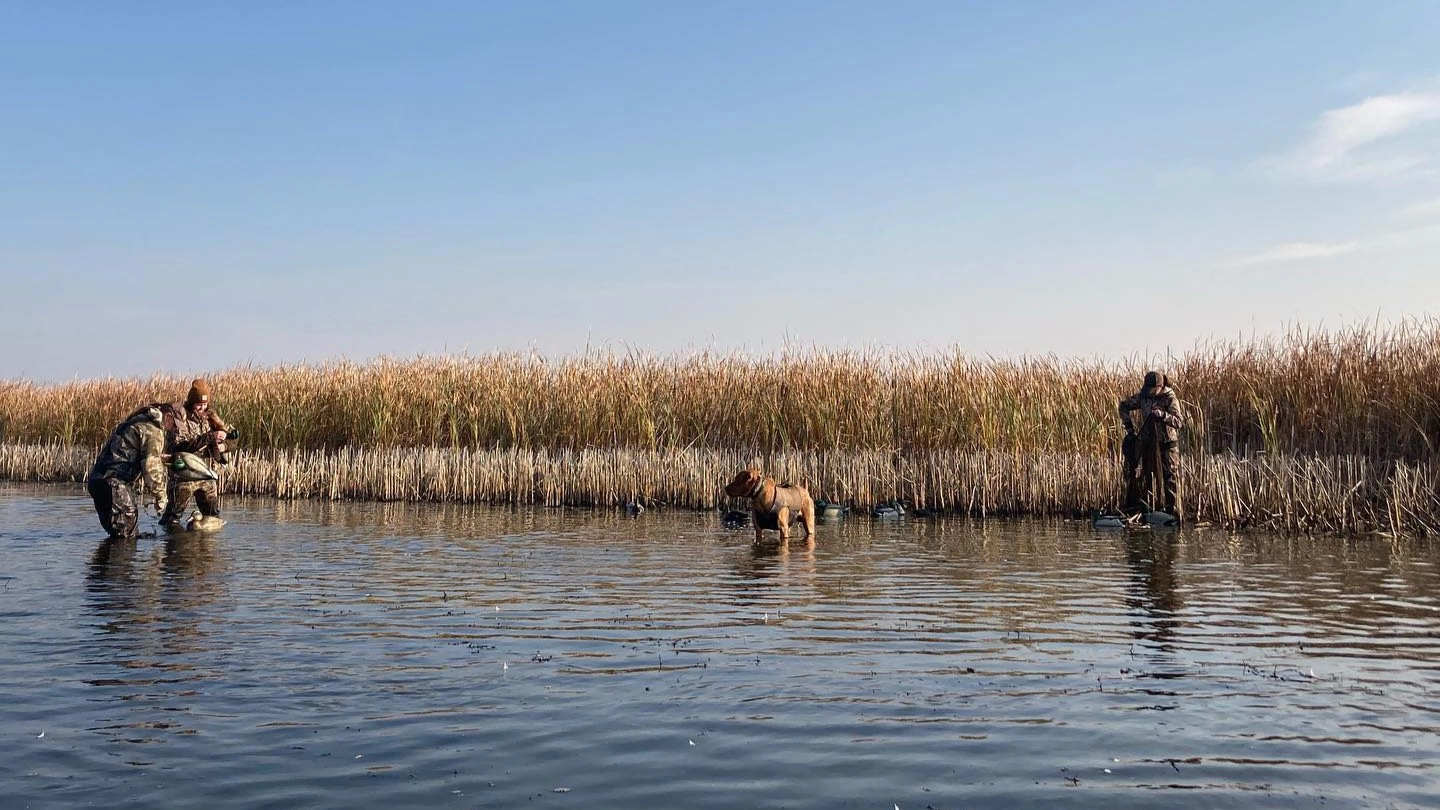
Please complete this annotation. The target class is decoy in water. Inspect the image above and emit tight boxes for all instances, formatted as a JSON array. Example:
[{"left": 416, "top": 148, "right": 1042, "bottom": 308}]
[
  {"left": 167, "top": 510, "right": 226, "bottom": 533},
  {"left": 1143, "top": 510, "right": 1179, "bottom": 527},
  {"left": 872, "top": 501, "right": 905, "bottom": 518},
  {"left": 814, "top": 499, "right": 851, "bottom": 518},
  {"left": 911, "top": 507, "right": 938, "bottom": 518},
  {"left": 722, "top": 509, "right": 752, "bottom": 528},
  {"left": 624, "top": 501, "right": 645, "bottom": 516},
  {"left": 1092, "top": 513, "right": 1127, "bottom": 529}
]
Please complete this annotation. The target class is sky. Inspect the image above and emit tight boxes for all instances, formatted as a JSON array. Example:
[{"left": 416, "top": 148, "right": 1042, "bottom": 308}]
[{"left": 3, "top": 1, "right": 1439, "bottom": 381}]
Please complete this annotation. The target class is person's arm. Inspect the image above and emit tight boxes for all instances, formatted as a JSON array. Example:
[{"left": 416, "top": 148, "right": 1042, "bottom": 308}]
[
  {"left": 140, "top": 424, "right": 168, "bottom": 512},
  {"left": 1158, "top": 391, "right": 1183, "bottom": 430},
  {"left": 1118, "top": 393, "right": 1140, "bottom": 432}
]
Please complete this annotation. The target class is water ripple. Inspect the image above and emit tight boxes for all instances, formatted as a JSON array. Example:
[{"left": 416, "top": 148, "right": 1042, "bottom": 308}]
[{"left": 3, "top": 483, "right": 1439, "bottom": 809}]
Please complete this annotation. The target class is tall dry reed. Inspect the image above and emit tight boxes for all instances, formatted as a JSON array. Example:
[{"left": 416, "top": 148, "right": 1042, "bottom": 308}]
[
  {"left": 4, "top": 321, "right": 1438, "bottom": 534},
  {"left": 4, "top": 442, "right": 1434, "bottom": 536},
  {"left": 3, "top": 320, "right": 1437, "bottom": 459}
]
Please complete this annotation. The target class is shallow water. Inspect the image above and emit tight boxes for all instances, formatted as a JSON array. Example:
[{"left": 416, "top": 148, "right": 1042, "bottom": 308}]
[{"left": 2, "top": 483, "right": 1438, "bottom": 810}]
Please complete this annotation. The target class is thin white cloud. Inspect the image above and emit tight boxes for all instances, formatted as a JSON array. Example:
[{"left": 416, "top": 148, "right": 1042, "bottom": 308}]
[
  {"left": 1396, "top": 197, "right": 1440, "bottom": 220},
  {"left": 1237, "top": 241, "right": 1363, "bottom": 265},
  {"left": 1276, "top": 90, "right": 1440, "bottom": 181}
]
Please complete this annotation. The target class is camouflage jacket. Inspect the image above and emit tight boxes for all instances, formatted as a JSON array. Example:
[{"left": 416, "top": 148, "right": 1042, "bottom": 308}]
[
  {"left": 1118, "top": 385, "right": 1183, "bottom": 445},
  {"left": 88, "top": 406, "right": 167, "bottom": 493},
  {"left": 156, "top": 401, "right": 228, "bottom": 458}
]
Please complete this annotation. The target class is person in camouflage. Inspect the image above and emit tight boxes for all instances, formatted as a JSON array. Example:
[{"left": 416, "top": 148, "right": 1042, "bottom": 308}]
[
  {"left": 157, "top": 379, "right": 231, "bottom": 528},
  {"left": 87, "top": 405, "right": 168, "bottom": 539},
  {"left": 1119, "top": 370, "right": 1183, "bottom": 515}
]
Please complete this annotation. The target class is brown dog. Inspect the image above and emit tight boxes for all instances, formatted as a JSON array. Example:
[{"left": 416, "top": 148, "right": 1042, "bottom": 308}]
[{"left": 724, "top": 467, "right": 816, "bottom": 544}]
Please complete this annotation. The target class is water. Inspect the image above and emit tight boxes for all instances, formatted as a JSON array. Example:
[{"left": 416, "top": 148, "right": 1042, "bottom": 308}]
[{"left": 3, "top": 483, "right": 1438, "bottom": 809}]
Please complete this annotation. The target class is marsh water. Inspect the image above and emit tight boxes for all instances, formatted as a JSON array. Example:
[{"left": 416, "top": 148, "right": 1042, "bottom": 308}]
[{"left": 2, "top": 483, "right": 1438, "bottom": 809}]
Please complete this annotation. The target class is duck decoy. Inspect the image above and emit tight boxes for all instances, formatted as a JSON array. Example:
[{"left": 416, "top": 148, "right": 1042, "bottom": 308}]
[
  {"left": 1092, "top": 513, "right": 1127, "bottom": 529},
  {"left": 815, "top": 499, "right": 851, "bottom": 518},
  {"left": 872, "top": 501, "right": 905, "bottom": 518},
  {"left": 624, "top": 501, "right": 645, "bottom": 516},
  {"left": 1143, "top": 511, "right": 1179, "bottom": 527},
  {"left": 722, "top": 509, "right": 752, "bottom": 528},
  {"left": 170, "top": 451, "right": 219, "bottom": 482}
]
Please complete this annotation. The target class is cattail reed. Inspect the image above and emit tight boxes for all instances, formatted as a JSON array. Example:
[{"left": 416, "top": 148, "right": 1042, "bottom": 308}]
[{"left": 2, "top": 320, "right": 1438, "bottom": 534}]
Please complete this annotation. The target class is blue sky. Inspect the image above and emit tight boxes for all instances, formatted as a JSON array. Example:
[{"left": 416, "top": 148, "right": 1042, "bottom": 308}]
[{"left": 3, "top": 1, "right": 1439, "bottom": 381}]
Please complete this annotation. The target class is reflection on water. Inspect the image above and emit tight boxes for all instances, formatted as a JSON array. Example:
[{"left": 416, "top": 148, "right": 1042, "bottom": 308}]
[
  {"left": 1123, "top": 534, "right": 1182, "bottom": 652},
  {"left": 3, "top": 482, "right": 1440, "bottom": 810}
]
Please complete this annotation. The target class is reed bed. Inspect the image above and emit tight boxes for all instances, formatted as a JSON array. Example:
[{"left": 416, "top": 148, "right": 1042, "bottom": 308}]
[
  {"left": 5, "top": 442, "right": 1435, "bottom": 536},
  {"left": 3, "top": 320, "right": 1438, "bottom": 535},
  {"left": 3, "top": 320, "right": 1437, "bottom": 459}
]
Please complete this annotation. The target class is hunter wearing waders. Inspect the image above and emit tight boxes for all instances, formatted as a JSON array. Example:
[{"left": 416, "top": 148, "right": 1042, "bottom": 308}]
[
  {"left": 1119, "top": 370, "right": 1183, "bottom": 516},
  {"left": 156, "top": 379, "right": 232, "bottom": 528},
  {"left": 86, "top": 406, "right": 168, "bottom": 539}
]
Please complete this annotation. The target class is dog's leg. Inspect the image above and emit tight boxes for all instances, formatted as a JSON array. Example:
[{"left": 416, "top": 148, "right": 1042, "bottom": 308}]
[
  {"left": 752, "top": 513, "right": 764, "bottom": 544},
  {"left": 777, "top": 506, "right": 790, "bottom": 540},
  {"left": 802, "top": 499, "right": 816, "bottom": 540}
]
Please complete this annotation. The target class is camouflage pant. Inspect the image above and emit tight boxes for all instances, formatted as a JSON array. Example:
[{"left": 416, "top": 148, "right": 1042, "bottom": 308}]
[
  {"left": 162, "top": 479, "right": 220, "bottom": 525},
  {"left": 88, "top": 477, "right": 140, "bottom": 539},
  {"left": 1124, "top": 438, "right": 1180, "bottom": 514}
]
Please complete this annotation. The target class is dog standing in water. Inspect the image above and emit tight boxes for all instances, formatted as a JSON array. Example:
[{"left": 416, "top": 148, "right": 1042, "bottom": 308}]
[{"left": 724, "top": 467, "right": 817, "bottom": 544}]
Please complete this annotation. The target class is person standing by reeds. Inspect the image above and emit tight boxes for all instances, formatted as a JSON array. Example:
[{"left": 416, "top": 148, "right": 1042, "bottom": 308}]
[
  {"left": 156, "top": 378, "right": 231, "bottom": 527},
  {"left": 86, "top": 406, "right": 167, "bottom": 539},
  {"left": 1119, "top": 370, "right": 1183, "bottom": 515}
]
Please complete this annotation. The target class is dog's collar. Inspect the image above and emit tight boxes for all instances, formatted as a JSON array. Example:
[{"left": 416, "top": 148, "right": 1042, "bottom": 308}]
[{"left": 746, "top": 477, "right": 764, "bottom": 498}]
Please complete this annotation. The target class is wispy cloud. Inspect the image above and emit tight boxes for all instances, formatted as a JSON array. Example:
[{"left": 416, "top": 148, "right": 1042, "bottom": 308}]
[
  {"left": 1274, "top": 90, "right": 1440, "bottom": 181},
  {"left": 1396, "top": 197, "right": 1440, "bottom": 220},
  {"left": 1236, "top": 241, "right": 1363, "bottom": 266}
]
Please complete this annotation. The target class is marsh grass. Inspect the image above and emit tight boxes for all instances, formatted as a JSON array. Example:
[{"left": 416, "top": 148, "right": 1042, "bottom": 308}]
[
  {"left": 3, "top": 320, "right": 1438, "bottom": 534},
  {"left": 4, "top": 442, "right": 1434, "bottom": 535}
]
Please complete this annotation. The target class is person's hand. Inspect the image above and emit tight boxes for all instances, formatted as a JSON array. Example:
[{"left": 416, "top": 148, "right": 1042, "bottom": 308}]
[
  {"left": 211, "top": 429, "right": 227, "bottom": 443},
  {"left": 1150, "top": 407, "right": 1166, "bottom": 420}
]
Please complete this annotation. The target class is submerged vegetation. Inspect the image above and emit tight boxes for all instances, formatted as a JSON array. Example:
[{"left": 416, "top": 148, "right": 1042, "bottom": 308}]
[{"left": 2, "top": 321, "right": 1438, "bottom": 534}]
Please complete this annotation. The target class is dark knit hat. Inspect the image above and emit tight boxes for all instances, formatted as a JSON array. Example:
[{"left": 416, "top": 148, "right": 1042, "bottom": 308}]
[
  {"left": 1142, "top": 370, "right": 1160, "bottom": 389},
  {"left": 186, "top": 378, "right": 212, "bottom": 406}
]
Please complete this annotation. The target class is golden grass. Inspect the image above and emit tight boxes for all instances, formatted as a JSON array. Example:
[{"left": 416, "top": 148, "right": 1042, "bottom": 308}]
[
  {"left": 3, "top": 320, "right": 1438, "bottom": 534},
  {"left": 4, "top": 319, "right": 1438, "bottom": 458},
  {"left": 4, "top": 442, "right": 1434, "bottom": 535}
]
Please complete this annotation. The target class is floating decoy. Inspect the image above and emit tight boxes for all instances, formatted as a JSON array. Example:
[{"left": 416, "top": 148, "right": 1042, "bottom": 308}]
[
  {"left": 872, "top": 501, "right": 905, "bottom": 518},
  {"left": 814, "top": 499, "right": 850, "bottom": 518},
  {"left": 624, "top": 501, "right": 645, "bottom": 516},
  {"left": 166, "top": 510, "right": 225, "bottom": 533},
  {"left": 1092, "top": 513, "right": 1127, "bottom": 529},
  {"left": 1143, "top": 511, "right": 1179, "bottom": 527},
  {"left": 722, "top": 509, "right": 752, "bottom": 528}
]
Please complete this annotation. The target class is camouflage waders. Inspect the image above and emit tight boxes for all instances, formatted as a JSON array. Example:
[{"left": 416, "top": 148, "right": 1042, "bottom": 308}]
[
  {"left": 162, "top": 479, "right": 220, "bottom": 526},
  {"left": 1124, "top": 435, "right": 1179, "bottom": 514},
  {"left": 88, "top": 477, "right": 141, "bottom": 540}
]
